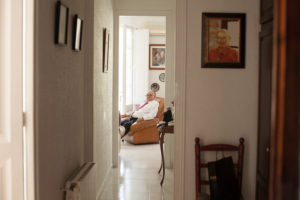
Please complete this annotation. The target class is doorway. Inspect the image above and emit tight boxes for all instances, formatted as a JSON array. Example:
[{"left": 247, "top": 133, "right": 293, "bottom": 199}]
[{"left": 106, "top": 14, "right": 175, "bottom": 199}]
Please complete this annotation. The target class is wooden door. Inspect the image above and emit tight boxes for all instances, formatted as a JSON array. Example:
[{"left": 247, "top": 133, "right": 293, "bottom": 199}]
[
  {"left": 269, "top": 0, "right": 300, "bottom": 199},
  {"left": 0, "top": 1, "right": 24, "bottom": 199},
  {"left": 256, "top": 0, "right": 273, "bottom": 199}
]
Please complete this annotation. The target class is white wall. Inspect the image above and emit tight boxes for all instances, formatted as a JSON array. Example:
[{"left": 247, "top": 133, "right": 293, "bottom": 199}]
[
  {"left": 34, "top": 0, "right": 114, "bottom": 199},
  {"left": 183, "top": 0, "right": 259, "bottom": 199},
  {"left": 149, "top": 35, "right": 166, "bottom": 98},
  {"left": 35, "top": 0, "right": 88, "bottom": 199},
  {"left": 93, "top": 0, "right": 114, "bottom": 198}
]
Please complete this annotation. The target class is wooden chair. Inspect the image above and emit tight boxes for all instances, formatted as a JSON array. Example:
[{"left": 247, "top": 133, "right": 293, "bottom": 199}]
[{"left": 194, "top": 137, "right": 245, "bottom": 200}]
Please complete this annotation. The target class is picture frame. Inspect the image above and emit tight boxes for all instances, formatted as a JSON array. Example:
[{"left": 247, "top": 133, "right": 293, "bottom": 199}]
[
  {"left": 201, "top": 13, "right": 246, "bottom": 68},
  {"left": 103, "top": 28, "right": 110, "bottom": 73},
  {"left": 149, "top": 44, "right": 166, "bottom": 70},
  {"left": 55, "top": 1, "right": 69, "bottom": 45},
  {"left": 72, "top": 15, "right": 83, "bottom": 51}
]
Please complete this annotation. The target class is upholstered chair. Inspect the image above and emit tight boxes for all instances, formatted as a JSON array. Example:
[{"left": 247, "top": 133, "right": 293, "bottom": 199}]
[{"left": 123, "top": 97, "right": 164, "bottom": 144}]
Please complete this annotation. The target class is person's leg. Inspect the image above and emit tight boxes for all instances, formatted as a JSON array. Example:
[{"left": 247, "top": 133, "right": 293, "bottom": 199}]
[
  {"left": 121, "top": 119, "right": 130, "bottom": 126},
  {"left": 121, "top": 117, "right": 138, "bottom": 138}
]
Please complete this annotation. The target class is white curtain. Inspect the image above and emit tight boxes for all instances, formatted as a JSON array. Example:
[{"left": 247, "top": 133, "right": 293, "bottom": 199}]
[
  {"left": 132, "top": 29, "right": 149, "bottom": 105},
  {"left": 119, "top": 27, "right": 149, "bottom": 113}
]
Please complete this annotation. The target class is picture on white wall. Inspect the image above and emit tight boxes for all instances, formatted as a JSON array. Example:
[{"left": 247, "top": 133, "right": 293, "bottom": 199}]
[
  {"left": 149, "top": 44, "right": 166, "bottom": 70},
  {"left": 55, "top": 1, "right": 69, "bottom": 45},
  {"left": 201, "top": 13, "right": 246, "bottom": 68},
  {"left": 150, "top": 83, "right": 160, "bottom": 92},
  {"left": 72, "top": 15, "right": 83, "bottom": 51},
  {"left": 159, "top": 73, "right": 165, "bottom": 82},
  {"left": 103, "top": 28, "right": 110, "bottom": 73}
]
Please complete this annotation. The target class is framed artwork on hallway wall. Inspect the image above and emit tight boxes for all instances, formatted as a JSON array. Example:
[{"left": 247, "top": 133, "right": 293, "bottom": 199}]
[
  {"left": 149, "top": 44, "right": 166, "bottom": 70},
  {"left": 103, "top": 28, "right": 110, "bottom": 73},
  {"left": 72, "top": 15, "right": 83, "bottom": 51},
  {"left": 201, "top": 13, "right": 246, "bottom": 68},
  {"left": 55, "top": 1, "right": 69, "bottom": 45}
]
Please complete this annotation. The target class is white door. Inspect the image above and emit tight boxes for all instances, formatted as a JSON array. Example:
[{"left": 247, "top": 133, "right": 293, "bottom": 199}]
[{"left": 0, "top": 0, "right": 24, "bottom": 200}]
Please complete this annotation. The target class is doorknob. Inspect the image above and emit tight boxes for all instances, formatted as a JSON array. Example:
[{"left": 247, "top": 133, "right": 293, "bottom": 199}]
[{"left": 266, "top": 147, "right": 270, "bottom": 152}]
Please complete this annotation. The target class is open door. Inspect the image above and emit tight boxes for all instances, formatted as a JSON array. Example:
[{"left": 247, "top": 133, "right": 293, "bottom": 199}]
[{"left": 0, "top": 0, "right": 24, "bottom": 199}]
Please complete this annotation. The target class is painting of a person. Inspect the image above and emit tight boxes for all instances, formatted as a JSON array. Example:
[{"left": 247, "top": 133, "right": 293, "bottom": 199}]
[
  {"left": 152, "top": 48, "right": 166, "bottom": 66},
  {"left": 208, "top": 29, "right": 238, "bottom": 62}
]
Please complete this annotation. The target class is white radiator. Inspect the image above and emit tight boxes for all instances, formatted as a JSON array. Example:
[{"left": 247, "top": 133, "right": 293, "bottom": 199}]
[{"left": 64, "top": 162, "right": 95, "bottom": 200}]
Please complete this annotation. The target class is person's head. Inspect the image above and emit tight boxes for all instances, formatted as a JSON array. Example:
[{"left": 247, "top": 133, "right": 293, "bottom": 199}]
[
  {"left": 146, "top": 90, "right": 156, "bottom": 102},
  {"left": 216, "top": 29, "right": 230, "bottom": 47}
]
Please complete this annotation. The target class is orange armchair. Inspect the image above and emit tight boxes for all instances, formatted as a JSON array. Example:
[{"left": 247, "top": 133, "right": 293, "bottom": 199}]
[{"left": 123, "top": 97, "right": 164, "bottom": 144}]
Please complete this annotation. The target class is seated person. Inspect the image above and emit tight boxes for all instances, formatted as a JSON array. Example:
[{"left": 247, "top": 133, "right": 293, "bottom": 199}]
[{"left": 120, "top": 90, "right": 159, "bottom": 138}]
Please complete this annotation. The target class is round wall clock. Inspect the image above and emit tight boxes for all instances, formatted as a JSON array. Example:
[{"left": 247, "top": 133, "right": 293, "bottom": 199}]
[
  {"left": 159, "top": 73, "right": 165, "bottom": 82},
  {"left": 151, "top": 83, "right": 160, "bottom": 92}
]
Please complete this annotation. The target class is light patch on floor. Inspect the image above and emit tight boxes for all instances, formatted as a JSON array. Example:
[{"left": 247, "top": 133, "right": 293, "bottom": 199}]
[{"left": 98, "top": 142, "right": 174, "bottom": 200}]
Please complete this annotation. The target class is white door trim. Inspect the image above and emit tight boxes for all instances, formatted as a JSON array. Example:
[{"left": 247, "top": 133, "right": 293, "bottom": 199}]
[
  {"left": 24, "top": 0, "right": 35, "bottom": 199},
  {"left": 112, "top": 9, "right": 176, "bottom": 168},
  {"left": 112, "top": 7, "right": 187, "bottom": 200},
  {"left": 174, "top": 0, "right": 187, "bottom": 199}
]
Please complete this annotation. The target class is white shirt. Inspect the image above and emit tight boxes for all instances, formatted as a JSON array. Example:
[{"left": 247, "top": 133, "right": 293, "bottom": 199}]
[{"left": 131, "top": 100, "right": 159, "bottom": 120}]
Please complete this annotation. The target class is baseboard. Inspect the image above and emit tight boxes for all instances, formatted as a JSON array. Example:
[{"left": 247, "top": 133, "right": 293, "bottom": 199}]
[{"left": 96, "top": 167, "right": 112, "bottom": 200}]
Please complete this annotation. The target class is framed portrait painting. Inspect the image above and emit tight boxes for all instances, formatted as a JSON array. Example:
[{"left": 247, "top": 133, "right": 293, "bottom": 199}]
[
  {"left": 149, "top": 44, "right": 166, "bottom": 70},
  {"left": 201, "top": 13, "right": 246, "bottom": 68}
]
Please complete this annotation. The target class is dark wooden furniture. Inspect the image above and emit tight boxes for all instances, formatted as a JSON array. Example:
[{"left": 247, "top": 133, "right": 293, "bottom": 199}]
[
  {"left": 195, "top": 137, "right": 245, "bottom": 200},
  {"left": 268, "top": 0, "right": 300, "bottom": 199},
  {"left": 256, "top": 0, "right": 273, "bottom": 199},
  {"left": 158, "top": 125, "right": 174, "bottom": 186}
]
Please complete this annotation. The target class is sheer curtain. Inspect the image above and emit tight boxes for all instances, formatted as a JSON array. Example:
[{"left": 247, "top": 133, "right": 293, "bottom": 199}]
[{"left": 119, "top": 27, "right": 149, "bottom": 113}]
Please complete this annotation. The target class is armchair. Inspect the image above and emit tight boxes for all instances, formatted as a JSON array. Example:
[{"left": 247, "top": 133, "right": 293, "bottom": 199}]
[{"left": 123, "top": 97, "right": 164, "bottom": 144}]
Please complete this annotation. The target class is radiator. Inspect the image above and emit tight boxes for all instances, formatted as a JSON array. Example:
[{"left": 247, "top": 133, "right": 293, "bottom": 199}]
[{"left": 64, "top": 162, "right": 95, "bottom": 200}]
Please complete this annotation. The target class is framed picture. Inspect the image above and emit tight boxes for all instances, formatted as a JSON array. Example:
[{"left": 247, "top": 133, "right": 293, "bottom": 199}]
[
  {"left": 149, "top": 44, "right": 166, "bottom": 70},
  {"left": 72, "top": 15, "right": 83, "bottom": 51},
  {"left": 103, "top": 28, "right": 110, "bottom": 73},
  {"left": 55, "top": 1, "right": 69, "bottom": 45},
  {"left": 201, "top": 13, "right": 246, "bottom": 68}
]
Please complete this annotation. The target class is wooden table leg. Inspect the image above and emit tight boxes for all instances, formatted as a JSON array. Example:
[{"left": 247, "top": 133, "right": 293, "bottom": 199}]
[
  {"left": 160, "top": 132, "right": 165, "bottom": 186},
  {"left": 158, "top": 131, "right": 163, "bottom": 174}
]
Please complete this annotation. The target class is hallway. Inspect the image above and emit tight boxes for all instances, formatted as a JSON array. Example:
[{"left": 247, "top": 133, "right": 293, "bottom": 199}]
[{"left": 99, "top": 143, "right": 174, "bottom": 200}]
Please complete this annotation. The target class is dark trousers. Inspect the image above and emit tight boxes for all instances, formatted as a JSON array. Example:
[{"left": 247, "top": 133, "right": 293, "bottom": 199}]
[{"left": 120, "top": 117, "right": 138, "bottom": 138}]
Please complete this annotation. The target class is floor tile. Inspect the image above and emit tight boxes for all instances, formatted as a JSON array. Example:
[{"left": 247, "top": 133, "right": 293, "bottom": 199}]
[{"left": 98, "top": 142, "right": 174, "bottom": 200}]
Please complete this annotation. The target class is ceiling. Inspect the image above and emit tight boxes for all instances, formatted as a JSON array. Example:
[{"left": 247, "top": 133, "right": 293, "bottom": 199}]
[{"left": 120, "top": 16, "right": 166, "bottom": 35}]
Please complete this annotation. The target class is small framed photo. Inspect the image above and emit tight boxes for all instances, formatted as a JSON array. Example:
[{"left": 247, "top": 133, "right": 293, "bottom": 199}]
[
  {"left": 202, "top": 13, "right": 246, "bottom": 68},
  {"left": 72, "top": 15, "right": 83, "bottom": 51},
  {"left": 149, "top": 44, "right": 166, "bottom": 70},
  {"left": 55, "top": 1, "right": 69, "bottom": 45},
  {"left": 103, "top": 28, "right": 110, "bottom": 73}
]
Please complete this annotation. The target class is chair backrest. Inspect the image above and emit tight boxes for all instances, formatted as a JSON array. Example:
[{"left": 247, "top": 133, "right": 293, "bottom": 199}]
[
  {"left": 194, "top": 137, "right": 245, "bottom": 200},
  {"left": 155, "top": 97, "right": 165, "bottom": 121}
]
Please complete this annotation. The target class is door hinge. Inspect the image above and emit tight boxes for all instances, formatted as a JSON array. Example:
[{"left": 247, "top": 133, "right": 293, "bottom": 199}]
[{"left": 23, "top": 112, "right": 26, "bottom": 127}]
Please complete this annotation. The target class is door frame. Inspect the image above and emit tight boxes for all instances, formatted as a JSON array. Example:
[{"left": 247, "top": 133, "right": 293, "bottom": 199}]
[
  {"left": 24, "top": 0, "right": 35, "bottom": 199},
  {"left": 112, "top": 8, "right": 186, "bottom": 200},
  {"left": 269, "top": 0, "right": 300, "bottom": 199}
]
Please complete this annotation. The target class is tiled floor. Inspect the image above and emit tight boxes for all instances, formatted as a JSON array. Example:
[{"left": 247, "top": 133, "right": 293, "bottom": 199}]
[{"left": 99, "top": 142, "right": 174, "bottom": 200}]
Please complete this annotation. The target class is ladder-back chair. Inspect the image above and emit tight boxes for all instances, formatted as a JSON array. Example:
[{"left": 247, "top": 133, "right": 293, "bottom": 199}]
[{"left": 194, "top": 137, "right": 245, "bottom": 200}]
